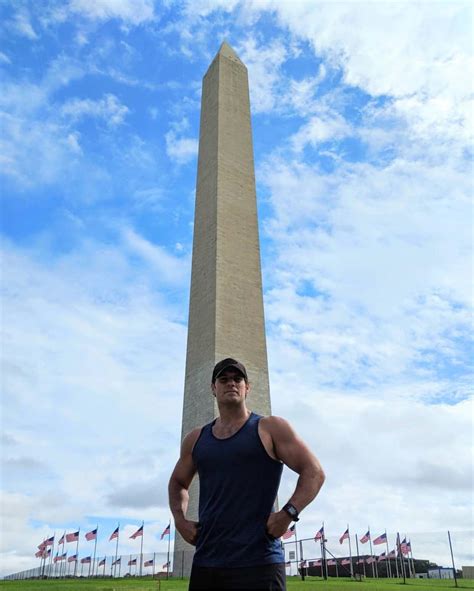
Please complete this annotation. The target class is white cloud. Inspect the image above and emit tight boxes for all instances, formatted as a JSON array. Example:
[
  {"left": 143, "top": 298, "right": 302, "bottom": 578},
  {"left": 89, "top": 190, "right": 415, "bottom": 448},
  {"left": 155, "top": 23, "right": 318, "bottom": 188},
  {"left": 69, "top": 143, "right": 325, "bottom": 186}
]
[
  {"left": 260, "top": 151, "right": 471, "bottom": 395},
  {"left": 0, "top": 51, "right": 11, "bottom": 64},
  {"left": 11, "top": 9, "right": 38, "bottom": 39},
  {"left": 61, "top": 94, "right": 130, "bottom": 126},
  {"left": 237, "top": 36, "right": 288, "bottom": 114},
  {"left": 265, "top": 0, "right": 471, "bottom": 152},
  {"left": 291, "top": 109, "right": 352, "bottom": 151},
  {"left": 165, "top": 130, "right": 198, "bottom": 165},
  {"left": 122, "top": 228, "right": 189, "bottom": 285},
  {"left": 65, "top": 0, "right": 155, "bottom": 25}
]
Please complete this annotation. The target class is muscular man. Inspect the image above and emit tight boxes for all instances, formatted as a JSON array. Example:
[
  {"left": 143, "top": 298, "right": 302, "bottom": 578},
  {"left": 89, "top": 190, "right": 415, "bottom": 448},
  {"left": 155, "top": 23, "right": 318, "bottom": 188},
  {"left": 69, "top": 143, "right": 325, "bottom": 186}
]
[{"left": 168, "top": 358, "right": 325, "bottom": 590}]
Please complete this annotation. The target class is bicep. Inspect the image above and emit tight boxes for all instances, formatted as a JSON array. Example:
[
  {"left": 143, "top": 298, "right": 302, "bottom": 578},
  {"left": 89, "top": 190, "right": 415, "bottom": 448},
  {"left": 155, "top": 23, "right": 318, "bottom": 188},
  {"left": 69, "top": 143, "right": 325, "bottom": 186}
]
[
  {"left": 271, "top": 419, "right": 319, "bottom": 474},
  {"left": 169, "top": 429, "right": 200, "bottom": 489}
]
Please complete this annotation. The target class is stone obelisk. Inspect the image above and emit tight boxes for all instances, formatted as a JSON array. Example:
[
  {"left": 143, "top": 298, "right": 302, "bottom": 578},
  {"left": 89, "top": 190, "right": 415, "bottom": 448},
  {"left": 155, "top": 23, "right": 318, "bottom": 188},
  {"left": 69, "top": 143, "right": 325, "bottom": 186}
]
[{"left": 173, "top": 42, "right": 271, "bottom": 575}]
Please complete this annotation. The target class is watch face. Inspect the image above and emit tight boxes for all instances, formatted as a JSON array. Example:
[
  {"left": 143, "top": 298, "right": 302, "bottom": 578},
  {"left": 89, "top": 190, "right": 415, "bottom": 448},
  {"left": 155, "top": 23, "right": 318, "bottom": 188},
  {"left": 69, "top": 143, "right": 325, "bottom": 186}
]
[{"left": 285, "top": 504, "right": 298, "bottom": 518}]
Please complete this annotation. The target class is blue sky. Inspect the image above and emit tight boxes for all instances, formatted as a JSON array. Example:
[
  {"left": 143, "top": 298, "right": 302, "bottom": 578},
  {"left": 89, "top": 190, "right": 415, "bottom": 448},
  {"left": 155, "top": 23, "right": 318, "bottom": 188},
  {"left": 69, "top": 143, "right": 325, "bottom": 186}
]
[{"left": 1, "top": 0, "right": 473, "bottom": 577}]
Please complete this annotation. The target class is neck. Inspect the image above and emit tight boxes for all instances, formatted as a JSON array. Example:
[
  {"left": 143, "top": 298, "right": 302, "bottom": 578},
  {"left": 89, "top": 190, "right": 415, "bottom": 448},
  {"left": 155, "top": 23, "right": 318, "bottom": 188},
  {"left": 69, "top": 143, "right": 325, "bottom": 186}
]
[{"left": 217, "top": 403, "right": 250, "bottom": 425}]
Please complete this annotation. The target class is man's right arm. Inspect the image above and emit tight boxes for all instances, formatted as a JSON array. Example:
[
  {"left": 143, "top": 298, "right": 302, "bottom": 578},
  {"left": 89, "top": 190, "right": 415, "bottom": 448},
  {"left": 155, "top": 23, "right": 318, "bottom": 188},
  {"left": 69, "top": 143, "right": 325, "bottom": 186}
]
[{"left": 168, "top": 428, "right": 201, "bottom": 546}]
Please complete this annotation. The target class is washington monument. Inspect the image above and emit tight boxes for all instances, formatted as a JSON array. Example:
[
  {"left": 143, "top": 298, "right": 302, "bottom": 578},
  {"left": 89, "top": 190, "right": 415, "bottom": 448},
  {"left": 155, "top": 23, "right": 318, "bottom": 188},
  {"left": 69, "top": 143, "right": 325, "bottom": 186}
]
[{"left": 173, "top": 41, "right": 272, "bottom": 574}]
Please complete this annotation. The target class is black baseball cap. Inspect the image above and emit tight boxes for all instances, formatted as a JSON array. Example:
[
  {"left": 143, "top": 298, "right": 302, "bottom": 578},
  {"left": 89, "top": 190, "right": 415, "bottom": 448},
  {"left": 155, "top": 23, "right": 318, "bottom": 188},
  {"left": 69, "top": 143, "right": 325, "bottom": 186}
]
[{"left": 212, "top": 358, "right": 248, "bottom": 383}]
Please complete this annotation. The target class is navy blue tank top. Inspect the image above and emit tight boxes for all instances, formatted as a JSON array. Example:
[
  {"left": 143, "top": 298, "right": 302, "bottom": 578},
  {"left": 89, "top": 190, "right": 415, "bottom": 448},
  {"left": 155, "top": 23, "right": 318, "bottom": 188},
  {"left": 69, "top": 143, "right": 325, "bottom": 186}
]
[{"left": 192, "top": 412, "right": 284, "bottom": 567}]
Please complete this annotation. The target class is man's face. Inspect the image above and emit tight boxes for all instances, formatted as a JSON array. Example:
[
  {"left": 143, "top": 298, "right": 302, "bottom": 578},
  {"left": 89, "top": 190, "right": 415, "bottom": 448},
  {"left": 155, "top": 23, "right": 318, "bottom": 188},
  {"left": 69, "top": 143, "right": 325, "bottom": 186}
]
[{"left": 211, "top": 370, "right": 249, "bottom": 404}]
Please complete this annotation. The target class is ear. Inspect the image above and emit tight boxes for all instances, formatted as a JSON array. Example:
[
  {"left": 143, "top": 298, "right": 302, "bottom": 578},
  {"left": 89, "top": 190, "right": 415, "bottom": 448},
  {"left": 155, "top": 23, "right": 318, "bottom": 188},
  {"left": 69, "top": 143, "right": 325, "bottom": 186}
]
[{"left": 211, "top": 382, "right": 217, "bottom": 397}]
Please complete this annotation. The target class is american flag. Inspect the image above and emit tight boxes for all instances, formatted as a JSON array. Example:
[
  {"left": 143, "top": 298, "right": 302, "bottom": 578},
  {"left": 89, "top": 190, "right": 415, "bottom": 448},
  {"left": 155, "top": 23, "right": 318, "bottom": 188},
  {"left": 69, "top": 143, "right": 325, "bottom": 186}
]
[
  {"left": 341, "top": 558, "right": 351, "bottom": 565},
  {"left": 366, "top": 556, "right": 375, "bottom": 564},
  {"left": 68, "top": 555, "right": 77, "bottom": 563},
  {"left": 130, "top": 524, "right": 143, "bottom": 539},
  {"left": 300, "top": 560, "right": 307, "bottom": 568},
  {"left": 85, "top": 528, "right": 97, "bottom": 541},
  {"left": 144, "top": 559, "right": 154, "bottom": 567},
  {"left": 112, "top": 557, "right": 121, "bottom": 565},
  {"left": 37, "top": 542, "right": 46, "bottom": 551},
  {"left": 314, "top": 526, "right": 324, "bottom": 541},
  {"left": 388, "top": 549, "right": 397, "bottom": 558},
  {"left": 339, "top": 528, "right": 349, "bottom": 544},
  {"left": 58, "top": 534, "right": 65, "bottom": 545},
  {"left": 282, "top": 525, "right": 295, "bottom": 540},
  {"left": 357, "top": 558, "right": 365, "bottom": 564},
  {"left": 35, "top": 549, "right": 46, "bottom": 558},
  {"left": 98, "top": 558, "right": 106, "bottom": 567},
  {"left": 407, "top": 541, "right": 412, "bottom": 553},
  {"left": 81, "top": 556, "right": 91, "bottom": 564},
  {"left": 161, "top": 523, "right": 171, "bottom": 539},
  {"left": 373, "top": 532, "right": 387, "bottom": 545},
  {"left": 128, "top": 558, "right": 137, "bottom": 566},
  {"left": 45, "top": 536, "right": 55, "bottom": 546},
  {"left": 327, "top": 559, "right": 336, "bottom": 566},
  {"left": 66, "top": 531, "right": 79, "bottom": 543},
  {"left": 109, "top": 526, "right": 119, "bottom": 541},
  {"left": 285, "top": 561, "right": 291, "bottom": 567},
  {"left": 162, "top": 561, "right": 170, "bottom": 569},
  {"left": 400, "top": 538, "right": 409, "bottom": 554},
  {"left": 378, "top": 552, "right": 387, "bottom": 561},
  {"left": 360, "top": 530, "right": 370, "bottom": 544},
  {"left": 311, "top": 560, "right": 322, "bottom": 567}
]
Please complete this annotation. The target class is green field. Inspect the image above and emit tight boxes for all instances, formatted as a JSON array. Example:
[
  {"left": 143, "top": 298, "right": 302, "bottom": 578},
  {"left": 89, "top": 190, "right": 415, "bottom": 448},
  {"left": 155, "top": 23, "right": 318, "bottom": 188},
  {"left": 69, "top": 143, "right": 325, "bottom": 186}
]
[{"left": 1, "top": 577, "right": 473, "bottom": 591}]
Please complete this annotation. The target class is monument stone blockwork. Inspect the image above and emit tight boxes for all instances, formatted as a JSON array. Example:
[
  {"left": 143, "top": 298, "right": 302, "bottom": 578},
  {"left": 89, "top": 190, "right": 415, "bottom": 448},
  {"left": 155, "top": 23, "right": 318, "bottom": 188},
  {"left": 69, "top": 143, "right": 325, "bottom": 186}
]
[{"left": 173, "top": 41, "right": 272, "bottom": 575}]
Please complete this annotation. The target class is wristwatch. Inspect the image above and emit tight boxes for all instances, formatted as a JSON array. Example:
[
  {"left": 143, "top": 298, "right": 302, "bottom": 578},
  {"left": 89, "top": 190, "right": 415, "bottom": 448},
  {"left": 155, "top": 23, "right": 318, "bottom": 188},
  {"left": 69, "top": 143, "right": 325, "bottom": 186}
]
[{"left": 282, "top": 503, "right": 300, "bottom": 522}]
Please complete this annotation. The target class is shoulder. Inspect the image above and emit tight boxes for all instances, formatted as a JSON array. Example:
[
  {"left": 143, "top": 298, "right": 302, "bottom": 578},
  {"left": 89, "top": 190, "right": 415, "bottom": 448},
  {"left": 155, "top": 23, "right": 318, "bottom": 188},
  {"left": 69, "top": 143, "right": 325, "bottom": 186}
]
[
  {"left": 259, "top": 416, "right": 295, "bottom": 439},
  {"left": 181, "top": 427, "right": 203, "bottom": 454}
]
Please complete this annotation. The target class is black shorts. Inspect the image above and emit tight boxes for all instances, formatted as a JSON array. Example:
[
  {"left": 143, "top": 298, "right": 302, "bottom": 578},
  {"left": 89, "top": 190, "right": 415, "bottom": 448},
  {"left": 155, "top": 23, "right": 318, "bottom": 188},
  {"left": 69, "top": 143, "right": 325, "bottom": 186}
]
[{"left": 189, "top": 562, "right": 286, "bottom": 590}]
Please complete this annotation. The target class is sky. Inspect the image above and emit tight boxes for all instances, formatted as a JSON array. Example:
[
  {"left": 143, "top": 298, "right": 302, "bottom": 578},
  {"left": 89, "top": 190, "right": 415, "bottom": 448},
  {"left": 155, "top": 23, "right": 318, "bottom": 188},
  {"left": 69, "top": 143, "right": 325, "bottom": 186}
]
[{"left": 1, "top": 0, "right": 473, "bottom": 579}]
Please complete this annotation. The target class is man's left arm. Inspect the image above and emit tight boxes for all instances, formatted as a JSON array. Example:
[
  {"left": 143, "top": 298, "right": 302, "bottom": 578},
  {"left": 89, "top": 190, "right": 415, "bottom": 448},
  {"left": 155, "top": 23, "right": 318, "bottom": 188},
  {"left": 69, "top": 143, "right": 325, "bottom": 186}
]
[{"left": 264, "top": 416, "right": 325, "bottom": 539}]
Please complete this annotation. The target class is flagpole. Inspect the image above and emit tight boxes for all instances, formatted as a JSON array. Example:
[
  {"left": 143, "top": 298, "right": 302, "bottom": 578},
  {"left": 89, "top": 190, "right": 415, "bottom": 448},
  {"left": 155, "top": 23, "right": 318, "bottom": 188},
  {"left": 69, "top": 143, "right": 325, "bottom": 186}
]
[
  {"left": 167, "top": 521, "right": 171, "bottom": 580},
  {"left": 322, "top": 522, "right": 328, "bottom": 580},
  {"left": 394, "top": 537, "right": 401, "bottom": 579},
  {"left": 153, "top": 552, "right": 156, "bottom": 578},
  {"left": 52, "top": 532, "right": 56, "bottom": 577},
  {"left": 355, "top": 533, "right": 361, "bottom": 579},
  {"left": 447, "top": 531, "right": 459, "bottom": 588},
  {"left": 368, "top": 527, "right": 376, "bottom": 578},
  {"left": 92, "top": 525, "right": 98, "bottom": 578},
  {"left": 347, "top": 524, "right": 354, "bottom": 578},
  {"left": 409, "top": 540, "right": 416, "bottom": 577},
  {"left": 61, "top": 533, "right": 66, "bottom": 578},
  {"left": 140, "top": 521, "right": 144, "bottom": 577},
  {"left": 294, "top": 524, "right": 299, "bottom": 573},
  {"left": 114, "top": 523, "right": 120, "bottom": 578},
  {"left": 74, "top": 528, "right": 80, "bottom": 577},
  {"left": 397, "top": 533, "right": 406, "bottom": 583},
  {"left": 384, "top": 530, "right": 392, "bottom": 578},
  {"left": 404, "top": 535, "right": 413, "bottom": 577},
  {"left": 40, "top": 538, "right": 47, "bottom": 578},
  {"left": 393, "top": 540, "right": 400, "bottom": 578}
]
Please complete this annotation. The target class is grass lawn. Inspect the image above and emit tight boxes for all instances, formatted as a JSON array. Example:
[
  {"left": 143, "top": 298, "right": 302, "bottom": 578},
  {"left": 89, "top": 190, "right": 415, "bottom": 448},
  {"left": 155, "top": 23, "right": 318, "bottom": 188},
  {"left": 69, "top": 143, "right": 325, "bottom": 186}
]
[{"left": 0, "top": 577, "right": 473, "bottom": 591}]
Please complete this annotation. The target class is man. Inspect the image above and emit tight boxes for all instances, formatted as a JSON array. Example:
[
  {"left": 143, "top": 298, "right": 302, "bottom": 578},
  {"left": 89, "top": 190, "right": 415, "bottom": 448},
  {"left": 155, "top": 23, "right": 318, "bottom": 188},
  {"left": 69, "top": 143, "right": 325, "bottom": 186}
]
[{"left": 168, "top": 358, "right": 325, "bottom": 590}]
